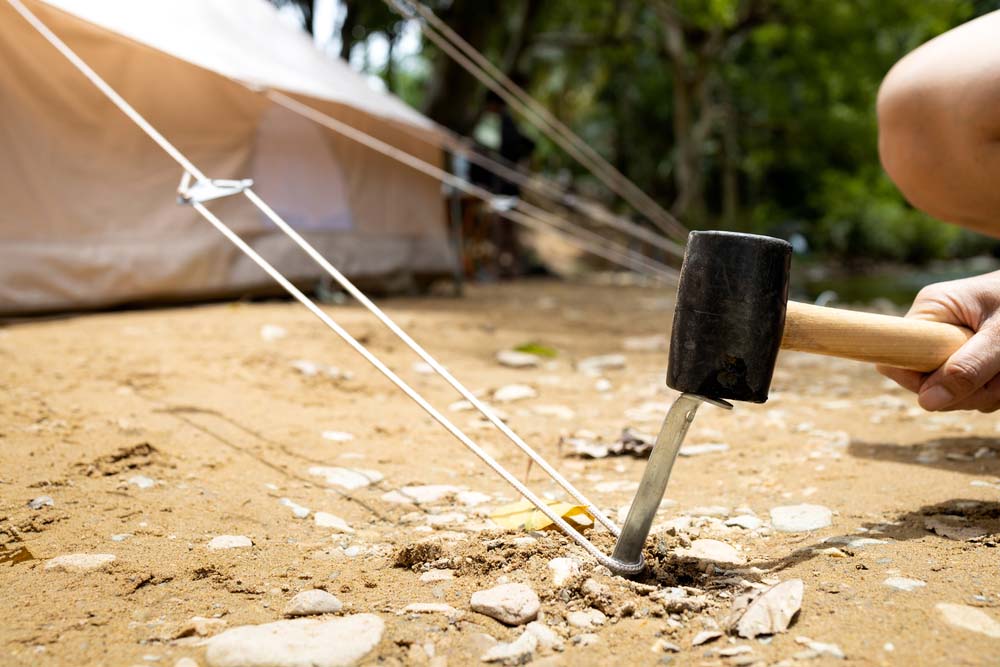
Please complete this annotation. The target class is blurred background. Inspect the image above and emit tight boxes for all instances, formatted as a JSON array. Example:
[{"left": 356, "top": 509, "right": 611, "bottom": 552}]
[{"left": 274, "top": 0, "right": 1000, "bottom": 303}]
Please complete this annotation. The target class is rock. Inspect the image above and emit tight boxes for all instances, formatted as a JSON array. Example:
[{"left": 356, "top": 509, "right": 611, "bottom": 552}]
[
  {"left": 470, "top": 583, "right": 540, "bottom": 626},
  {"left": 883, "top": 577, "right": 926, "bottom": 592},
  {"left": 651, "top": 587, "right": 709, "bottom": 613},
  {"left": 572, "top": 633, "right": 600, "bottom": 647},
  {"left": 384, "top": 485, "right": 461, "bottom": 505},
  {"left": 794, "top": 636, "right": 846, "bottom": 660},
  {"left": 623, "top": 335, "right": 668, "bottom": 352},
  {"left": 27, "top": 495, "right": 53, "bottom": 509},
  {"left": 284, "top": 589, "right": 343, "bottom": 617},
  {"left": 935, "top": 603, "right": 1000, "bottom": 638},
  {"left": 204, "top": 615, "right": 384, "bottom": 667},
  {"left": 734, "top": 579, "right": 804, "bottom": 639},
  {"left": 259, "top": 324, "right": 287, "bottom": 341},
  {"left": 594, "top": 378, "right": 613, "bottom": 393},
  {"left": 419, "top": 569, "right": 454, "bottom": 583},
  {"left": 679, "top": 443, "right": 730, "bottom": 457},
  {"left": 717, "top": 646, "right": 753, "bottom": 657},
  {"left": 314, "top": 512, "right": 353, "bottom": 533},
  {"left": 726, "top": 515, "right": 763, "bottom": 530},
  {"left": 480, "top": 630, "right": 537, "bottom": 664},
  {"left": 576, "top": 354, "right": 626, "bottom": 375},
  {"left": 279, "top": 498, "right": 310, "bottom": 519},
  {"left": 457, "top": 491, "right": 492, "bottom": 506},
  {"left": 492, "top": 384, "right": 537, "bottom": 403},
  {"left": 496, "top": 350, "right": 540, "bottom": 368},
  {"left": 548, "top": 557, "right": 581, "bottom": 587},
  {"left": 207, "top": 535, "right": 252, "bottom": 550},
  {"left": 692, "top": 630, "right": 722, "bottom": 646},
  {"left": 321, "top": 431, "right": 354, "bottom": 442},
  {"left": 651, "top": 639, "right": 681, "bottom": 653},
  {"left": 111, "top": 533, "right": 132, "bottom": 542},
  {"left": 769, "top": 505, "right": 832, "bottom": 532},
  {"left": 174, "top": 616, "right": 228, "bottom": 638},
  {"left": 128, "top": 475, "right": 156, "bottom": 489},
  {"left": 567, "top": 609, "right": 606, "bottom": 629},
  {"left": 676, "top": 539, "right": 743, "bottom": 565},
  {"left": 525, "top": 621, "right": 563, "bottom": 652},
  {"left": 308, "top": 466, "right": 383, "bottom": 490},
  {"left": 45, "top": 553, "right": 116, "bottom": 573}
]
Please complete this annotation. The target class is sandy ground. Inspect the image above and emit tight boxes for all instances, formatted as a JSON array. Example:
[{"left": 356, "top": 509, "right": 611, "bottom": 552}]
[{"left": 1, "top": 279, "right": 999, "bottom": 667}]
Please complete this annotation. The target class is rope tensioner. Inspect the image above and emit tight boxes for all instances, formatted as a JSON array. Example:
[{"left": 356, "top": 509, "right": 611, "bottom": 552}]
[{"left": 8, "top": 0, "right": 654, "bottom": 576}]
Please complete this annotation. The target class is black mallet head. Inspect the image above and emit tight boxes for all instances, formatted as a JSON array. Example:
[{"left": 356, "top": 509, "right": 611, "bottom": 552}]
[{"left": 667, "top": 231, "right": 793, "bottom": 403}]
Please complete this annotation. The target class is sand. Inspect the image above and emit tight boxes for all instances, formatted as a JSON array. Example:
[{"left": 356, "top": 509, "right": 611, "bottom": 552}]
[{"left": 1, "top": 280, "right": 998, "bottom": 666}]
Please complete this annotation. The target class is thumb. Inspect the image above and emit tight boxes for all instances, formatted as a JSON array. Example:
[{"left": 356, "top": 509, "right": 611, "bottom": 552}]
[{"left": 918, "top": 323, "right": 1000, "bottom": 410}]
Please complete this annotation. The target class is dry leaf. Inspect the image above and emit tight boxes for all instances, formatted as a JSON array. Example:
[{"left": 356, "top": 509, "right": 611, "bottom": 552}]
[{"left": 490, "top": 500, "right": 594, "bottom": 532}]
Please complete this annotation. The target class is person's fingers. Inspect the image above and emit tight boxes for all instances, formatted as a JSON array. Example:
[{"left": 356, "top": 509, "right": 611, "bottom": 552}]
[
  {"left": 875, "top": 365, "right": 925, "bottom": 393},
  {"left": 935, "top": 375, "right": 1000, "bottom": 413},
  {"left": 917, "top": 324, "right": 1000, "bottom": 410}
]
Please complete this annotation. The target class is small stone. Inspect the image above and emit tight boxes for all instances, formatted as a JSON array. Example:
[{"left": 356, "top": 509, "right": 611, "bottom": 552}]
[
  {"left": 576, "top": 354, "right": 626, "bottom": 375},
  {"left": 794, "top": 636, "right": 845, "bottom": 660},
  {"left": 402, "top": 603, "right": 458, "bottom": 615},
  {"left": 259, "top": 324, "right": 287, "bottom": 341},
  {"left": 419, "top": 569, "right": 454, "bottom": 583},
  {"left": 718, "top": 646, "right": 753, "bottom": 657},
  {"left": 27, "top": 495, "right": 53, "bottom": 509},
  {"left": 883, "top": 577, "right": 926, "bottom": 592},
  {"left": 480, "top": 630, "right": 537, "bottom": 664},
  {"left": 594, "top": 378, "right": 613, "bottom": 392},
  {"left": 284, "top": 589, "right": 343, "bottom": 617},
  {"left": 204, "top": 615, "right": 383, "bottom": 667},
  {"left": 532, "top": 405, "right": 576, "bottom": 420},
  {"left": 128, "top": 475, "right": 156, "bottom": 489},
  {"left": 412, "top": 361, "right": 434, "bottom": 374},
  {"left": 314, "top": 512, "right": 353, "bottom": 533},
  {"left": 567, "top": 609, "right": 605, "bottom": 629},
  {"left": 207, "top": 536, "right": 252, "bottom": 551},
  {"left": 111, "top": 533, "right": 132, "bottom": 542},
  {"left": 692, "top": 630, "right": 722, "bottom": 646},
  {"left": 279, "top": 498, "right": 310, "bottom": 519},
  {"left": 547, "top": 557, "right": 581, "bottom": 586},
  {"left": 308, "top": 466, "right": 383, "bottom": 490},
  {"left": 525, "top": 621, "right": 563, "bottom": 652},
  {"left": 676, "top": 539, "right": 743, "bottom": 565},
  {"left": 457, "top": 491, "right": 492, "bottom": 506},
  {"left": 496, "top": 350, "right": 540, "bottom": 368},
  {"left": 174, "top": 617, "right": 228, "bottom": 638},
  {"left": 321, "top": 431, "right": 354, "bottom": 442},
  {"left": 470, "top": 583, "right": 540, "bottom": 626},
  {"left": 679, "top": 443, "right": 730, "bottom": 457},
  {"left": 492, "top": 384, "right": 537, "bottom": 403},
  {"left": 45, "top": 553, "right": 116, "bottom": 573},
  {"left": 935, "top": 603, "right": 1000, "bottom": 638},
  {"left": 726, "top": 515, "right": 763, "bottom": 530},
  {"left": 651, "top": 639, "right": 681, "bottom": 653},
  {"left": 769, "top": 505, "right": 832, "bottom": 532},
  {"left": 572, "top": 633, "right": 600, "bottom": 647},
  {"left": 623, "top": 335, "right": 668, "bottom": 352},
  {"left": 734, "top": 579, "right": 804, "bottom": 639}
]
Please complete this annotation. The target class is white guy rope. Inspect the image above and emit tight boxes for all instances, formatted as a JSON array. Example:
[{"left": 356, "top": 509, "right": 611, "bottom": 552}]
[
  {"left": 265, "top": 90, "right": 678, "bottom": 281},
  {"left": 8, "top": 0, "right": 644, "bottom": 575},
  {"left": 389, "top": 0, "right": 689, "bottom": 240}
]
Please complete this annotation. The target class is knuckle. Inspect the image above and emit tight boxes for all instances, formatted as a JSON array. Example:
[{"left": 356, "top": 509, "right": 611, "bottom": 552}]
[{"left": 941, "top": 358, "right": 982, "bottom": 393}]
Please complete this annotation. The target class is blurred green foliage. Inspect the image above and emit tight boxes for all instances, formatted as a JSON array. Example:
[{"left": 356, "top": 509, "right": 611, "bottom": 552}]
[{"left": 318, "top": 1, "right": 1000, "bottom": 263}]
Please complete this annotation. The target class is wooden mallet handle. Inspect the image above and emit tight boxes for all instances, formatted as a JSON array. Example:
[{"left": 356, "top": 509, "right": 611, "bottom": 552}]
[{"left": 782, "top": 301, "right": 973, "bottom": 372}]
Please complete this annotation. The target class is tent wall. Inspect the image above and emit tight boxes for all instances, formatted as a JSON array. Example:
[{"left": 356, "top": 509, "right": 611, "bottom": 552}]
[{"left": 0, "top": 0, "right": 453, "bottom": 315}]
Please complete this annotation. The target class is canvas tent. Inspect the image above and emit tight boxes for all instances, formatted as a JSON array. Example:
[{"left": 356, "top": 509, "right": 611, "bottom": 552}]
[{"left": 0, "top": 0, "right": 454, "bottom": 315}]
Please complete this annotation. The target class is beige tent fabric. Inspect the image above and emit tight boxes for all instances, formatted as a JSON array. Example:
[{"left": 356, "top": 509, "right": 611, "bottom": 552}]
[{"left": 0, "top": 0, "right": 452, "bottom": 314}]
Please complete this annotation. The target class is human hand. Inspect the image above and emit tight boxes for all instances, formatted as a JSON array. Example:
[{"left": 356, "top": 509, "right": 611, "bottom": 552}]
[{"left": 877, "top": 271, "right": 1000, "bottom": 412}]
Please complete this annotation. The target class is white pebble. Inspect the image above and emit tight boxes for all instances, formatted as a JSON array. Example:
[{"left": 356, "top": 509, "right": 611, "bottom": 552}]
[
  {"left": 279, "top": 498, "right": 310, "bottom": 519},
  {"left": 676, "top": 539, "right": 743, "bottom": 565},
  {"left": 419, "top": 569, "right": 454, "bottom": 583},
  {"left": 567, "top": 609, "right": 606, "bottom": 629},
  {"left": 496, "top": 350, "right": 540, "bottom": 368},
  {"left": 492, "top": 384, "right": 537, "bottom": 403},
  {"left": 936, "top": 603, "right": 1000, "bottom": 638},
  {"left": 28, "top": 496, "right": 53, "bottom": 509},
  {"left": 321, "top": 431, "right": 354, "bottom": 442},
  {"left": 204, "top": 615, "right": 383, "bottom": 667},
  {"left": 207, "top": 535, "right": 252, "bottom": 550},
  {"left": 769, "top": 504, "right": 832, "bottom": 532},
  {"left": 259, "top": 324, "right": 287, "bottom": 341},
  {"left": 313, "top": 512, "right": 353, "bottom": 533},
  {"left": 480, "top": 631, "right": 537, "bottom": 664},
  {"left": 470, "top": 583, "right": 540, "bottom": 626},
  {"left": 45, "top": 553, "right": 116, "bottom": 573},
  {"left": 128, "top": 475, "right": 156, "bottom": 489},
  {"left": 547, "top": 557, "right": 581, "bottom": 587},
  {"left": 284, "top": 590, "right": 343, "bottom": 617},
  {"left": 308, "top": 466, "right": 383, "bottom": 490},
  {"left": 679, "top": 442, "right": 730, "bottom": 457},
  {"left": 883, "top": 577, "right": 926, "bottom": 592}
]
